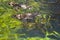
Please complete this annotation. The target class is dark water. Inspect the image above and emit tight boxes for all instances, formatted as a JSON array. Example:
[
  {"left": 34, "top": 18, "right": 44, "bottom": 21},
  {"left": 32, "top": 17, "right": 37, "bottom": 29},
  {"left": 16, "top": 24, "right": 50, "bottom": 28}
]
[
  {"left": 14, "top": 14, "right": 60, "bottom": 39},
  {"left": 48, "top": 14, "right": 60, "bottom": 39},
  {"left": 50, "top": 14, "right": 60, "bottom": 33},
  {"left": 16, "top": 28, "right": 45, "bottom": 38}
]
